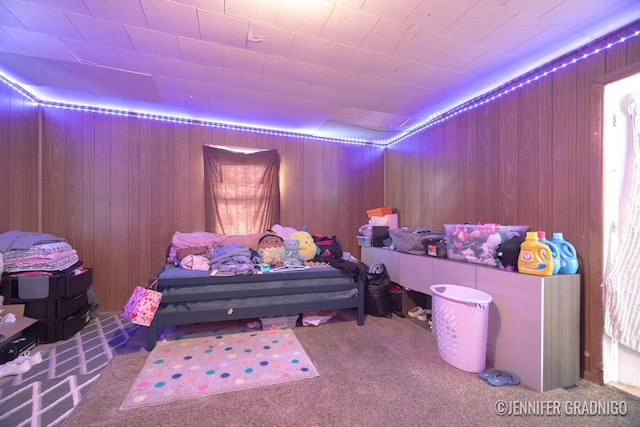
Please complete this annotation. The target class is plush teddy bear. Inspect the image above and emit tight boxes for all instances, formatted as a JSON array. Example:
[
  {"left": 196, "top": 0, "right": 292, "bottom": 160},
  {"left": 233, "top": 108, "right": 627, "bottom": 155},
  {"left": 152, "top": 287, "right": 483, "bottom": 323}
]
[
  {"left": 281, "top": 239, "right": 304, "bottom": 266},
  {"left": 289, "top": 230, "right": 318, "bottom": 261}
]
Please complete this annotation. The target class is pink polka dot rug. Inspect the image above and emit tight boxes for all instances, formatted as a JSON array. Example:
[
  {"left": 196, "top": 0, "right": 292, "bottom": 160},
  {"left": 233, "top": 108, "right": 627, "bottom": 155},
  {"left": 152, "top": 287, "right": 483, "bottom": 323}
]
[{"left": 119, "top": 328, "right": 318, "bottom": 410}]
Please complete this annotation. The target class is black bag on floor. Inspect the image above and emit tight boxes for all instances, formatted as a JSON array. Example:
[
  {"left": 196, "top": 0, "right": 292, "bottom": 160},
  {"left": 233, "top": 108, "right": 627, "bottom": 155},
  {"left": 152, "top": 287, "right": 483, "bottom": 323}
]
[{"left": 364, "top": 263, "right": 392, "bottom": 319}]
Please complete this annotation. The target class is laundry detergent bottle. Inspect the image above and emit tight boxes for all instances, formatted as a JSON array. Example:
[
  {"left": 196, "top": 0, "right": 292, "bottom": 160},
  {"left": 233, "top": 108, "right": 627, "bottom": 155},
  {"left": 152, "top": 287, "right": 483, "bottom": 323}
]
[
  {"left": 538, "top": 231, "right": 560, "bottom": 275},
  {"left": 550, "top": 232, "right": 579, "bottom": 274},
  {"left": 518, "top": 232, "right": 554, "bottom": 276}
]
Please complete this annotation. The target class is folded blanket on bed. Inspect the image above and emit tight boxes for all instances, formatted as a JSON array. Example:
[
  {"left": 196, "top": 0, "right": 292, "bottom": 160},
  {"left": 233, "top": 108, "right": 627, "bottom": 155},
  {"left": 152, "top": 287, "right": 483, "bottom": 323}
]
[{"left": 167, "top": 231, "right": 226, "bottom": 263}]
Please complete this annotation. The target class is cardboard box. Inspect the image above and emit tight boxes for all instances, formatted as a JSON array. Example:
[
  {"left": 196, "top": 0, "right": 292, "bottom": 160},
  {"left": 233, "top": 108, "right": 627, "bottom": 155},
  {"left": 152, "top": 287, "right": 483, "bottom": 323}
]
[
  {"left": 0, "top": 304, "right": 38, "bottom": 348},
  {"left": 366, "top": 206, "right": 392, "bottom": 218}
]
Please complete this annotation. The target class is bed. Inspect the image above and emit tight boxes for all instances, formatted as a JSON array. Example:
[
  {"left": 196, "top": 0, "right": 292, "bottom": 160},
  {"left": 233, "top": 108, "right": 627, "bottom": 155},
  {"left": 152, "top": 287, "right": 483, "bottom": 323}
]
[{"left": 146, "top": 263, "right": 365, "bottom": 350}]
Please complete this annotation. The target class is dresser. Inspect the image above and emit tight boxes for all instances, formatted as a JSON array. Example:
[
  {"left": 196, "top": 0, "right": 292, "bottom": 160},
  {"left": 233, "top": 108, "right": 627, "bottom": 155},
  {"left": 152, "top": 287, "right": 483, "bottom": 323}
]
[{"left": 361, "top": 246, "right": 580, "bottom": 392}]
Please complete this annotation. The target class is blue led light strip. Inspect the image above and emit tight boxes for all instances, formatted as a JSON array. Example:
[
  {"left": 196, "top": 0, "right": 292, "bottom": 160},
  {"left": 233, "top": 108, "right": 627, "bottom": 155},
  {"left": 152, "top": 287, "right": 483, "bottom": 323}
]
[
  {"left": 386, "top": 28, "right": 640, "bottom": 147},
  {"left": 0, "top": 28, "right": 638, "bottom": 147}
]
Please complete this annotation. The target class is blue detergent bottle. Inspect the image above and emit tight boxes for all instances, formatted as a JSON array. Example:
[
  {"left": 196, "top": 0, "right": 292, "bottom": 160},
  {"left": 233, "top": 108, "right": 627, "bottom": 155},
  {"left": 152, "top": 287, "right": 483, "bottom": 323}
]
[
  {"left": 538, "top": 231, "right": 560, "bottom": 275},
  {"left": 550, "top": 232, "right": 579, "bottom": 274}
]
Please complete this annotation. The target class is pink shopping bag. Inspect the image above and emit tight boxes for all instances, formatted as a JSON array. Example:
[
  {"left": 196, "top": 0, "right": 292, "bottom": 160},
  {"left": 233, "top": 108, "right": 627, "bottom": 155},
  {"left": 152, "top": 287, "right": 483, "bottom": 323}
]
[{"left": 121, "top": 278, "right": 161, "bottom": 326}]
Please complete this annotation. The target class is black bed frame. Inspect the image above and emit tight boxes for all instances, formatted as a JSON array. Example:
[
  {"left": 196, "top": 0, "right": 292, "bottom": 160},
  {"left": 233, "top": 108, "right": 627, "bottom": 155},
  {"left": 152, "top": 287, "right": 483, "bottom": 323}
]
[{"left": 147, "top": 265, "right": 365, "bottom": 350}]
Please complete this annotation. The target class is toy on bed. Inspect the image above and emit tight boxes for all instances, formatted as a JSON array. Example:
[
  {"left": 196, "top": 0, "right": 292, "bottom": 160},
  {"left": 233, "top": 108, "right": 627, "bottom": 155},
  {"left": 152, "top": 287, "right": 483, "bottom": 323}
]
[
  {"left": 281, "top": 239, "right": 304, "bottom": 266},
  {"left": 258, "top": 233, "right": 285, "bottom": 267},
  {"left": 289, "top": 230, "right": 318, "bottom": 261}
]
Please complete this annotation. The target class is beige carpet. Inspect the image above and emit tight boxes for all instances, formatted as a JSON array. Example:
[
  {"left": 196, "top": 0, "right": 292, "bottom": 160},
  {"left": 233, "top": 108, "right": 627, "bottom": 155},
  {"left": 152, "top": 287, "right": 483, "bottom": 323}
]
[{"left": 64, "top": 310, "right": 640, "bottom": 427}]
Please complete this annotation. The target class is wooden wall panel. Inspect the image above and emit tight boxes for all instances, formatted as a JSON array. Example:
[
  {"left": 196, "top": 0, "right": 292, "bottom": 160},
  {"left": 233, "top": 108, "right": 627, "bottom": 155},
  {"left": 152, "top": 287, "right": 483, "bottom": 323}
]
[
  {"left": 0, "top": 87, "right": 39, "bottom": 231},
  {"left": 385, "top": 22, "right": 640, "bottom": 384},
  {"left": 7, "top": 113, "right": 384, "bottom": 313}
]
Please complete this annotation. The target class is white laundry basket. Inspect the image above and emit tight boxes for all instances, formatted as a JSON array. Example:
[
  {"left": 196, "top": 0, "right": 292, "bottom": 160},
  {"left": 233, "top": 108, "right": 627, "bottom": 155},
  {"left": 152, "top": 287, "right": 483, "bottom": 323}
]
[{"left": 430, "top": 284, "right": 492, "bottom": 373}]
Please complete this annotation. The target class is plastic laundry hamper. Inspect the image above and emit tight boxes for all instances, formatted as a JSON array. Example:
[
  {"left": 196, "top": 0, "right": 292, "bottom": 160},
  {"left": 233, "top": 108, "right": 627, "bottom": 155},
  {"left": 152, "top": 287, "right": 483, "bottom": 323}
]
[{"left": 430, "top": 284, "right": 492, "bottom": 373}]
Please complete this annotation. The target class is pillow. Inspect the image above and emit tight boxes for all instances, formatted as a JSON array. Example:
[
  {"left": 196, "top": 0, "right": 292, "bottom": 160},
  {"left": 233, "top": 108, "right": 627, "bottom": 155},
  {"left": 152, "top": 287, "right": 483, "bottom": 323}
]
[
  {"left": 167, "top": 231, "right": 226, "bottom": 263},
  {"left": 175, "top": 245, "right": 211, "bottom": 261},
  {"left": 219, "top": 232, "right": 264, "bottom": 251}
]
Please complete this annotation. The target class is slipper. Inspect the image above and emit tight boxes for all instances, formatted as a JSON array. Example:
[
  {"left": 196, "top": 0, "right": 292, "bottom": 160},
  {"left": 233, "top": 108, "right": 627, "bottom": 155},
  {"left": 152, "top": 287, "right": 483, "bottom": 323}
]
[
  {"left": 477, "top": 369, "right": 501, "bottom": 380},
  {"left": 486, "top": 371, "right": 520, "bottom": 387}
]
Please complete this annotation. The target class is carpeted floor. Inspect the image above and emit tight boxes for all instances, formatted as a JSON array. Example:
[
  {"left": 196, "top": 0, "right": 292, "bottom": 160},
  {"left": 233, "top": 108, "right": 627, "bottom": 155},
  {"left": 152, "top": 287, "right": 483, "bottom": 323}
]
[
  {"left": 62, "top": 310, "right": 640, "bottom": 427},
  {"left": 4, "top": 311, "right": 640, "bottom": 426},
  {"left": 0, "top": 315, "right": 140, "bottom": 427}
]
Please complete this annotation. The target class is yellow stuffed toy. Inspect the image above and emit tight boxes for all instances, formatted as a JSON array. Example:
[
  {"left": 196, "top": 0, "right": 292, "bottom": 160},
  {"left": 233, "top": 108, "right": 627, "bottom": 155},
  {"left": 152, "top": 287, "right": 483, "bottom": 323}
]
[{"left": 289, "top": 230, "right": 318, "bottom": 261}]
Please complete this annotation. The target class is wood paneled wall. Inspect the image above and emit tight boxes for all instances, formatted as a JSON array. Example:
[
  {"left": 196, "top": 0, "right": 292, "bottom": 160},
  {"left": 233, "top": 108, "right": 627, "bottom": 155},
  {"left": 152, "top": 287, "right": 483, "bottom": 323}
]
[
  {"left": 0, "top": 94, "right": 385, "bottom": 315},
  {"left": 386, "top": 23, "right": 640, "bottom": 385}
]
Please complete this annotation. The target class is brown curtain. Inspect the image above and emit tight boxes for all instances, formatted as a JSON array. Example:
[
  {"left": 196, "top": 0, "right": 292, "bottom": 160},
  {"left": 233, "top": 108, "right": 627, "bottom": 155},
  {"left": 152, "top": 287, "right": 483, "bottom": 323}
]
[{"left": 203, "top": 145, "right": 280, "bottom": 235}]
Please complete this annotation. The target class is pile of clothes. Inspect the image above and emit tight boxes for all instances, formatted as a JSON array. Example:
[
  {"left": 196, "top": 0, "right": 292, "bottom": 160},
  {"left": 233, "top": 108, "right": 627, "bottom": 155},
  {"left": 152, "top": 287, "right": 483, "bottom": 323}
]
[
  {"left": 0, "top": 231, "right": 79, "bottom": 274},
  {"left": 0, "top": 230, "right": 99, "bottom": 317}
]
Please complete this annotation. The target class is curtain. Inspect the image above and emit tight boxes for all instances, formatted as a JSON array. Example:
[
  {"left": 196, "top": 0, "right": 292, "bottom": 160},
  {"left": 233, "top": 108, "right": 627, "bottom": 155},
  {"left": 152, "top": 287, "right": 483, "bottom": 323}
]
[
  {"left": 203, "top": 145, "right": 280, "bottom": 236},
  {"left": 603, "top": 93, "right": 640, "bottom": 352}
]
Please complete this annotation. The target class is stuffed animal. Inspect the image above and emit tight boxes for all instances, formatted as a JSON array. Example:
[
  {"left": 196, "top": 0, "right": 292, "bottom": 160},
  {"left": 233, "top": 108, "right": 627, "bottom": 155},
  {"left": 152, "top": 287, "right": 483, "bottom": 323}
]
[
  {"left": 289, "top": 230, "right": 318, "bottom": 261},
  {"left": 258, "top": 233, "right": 285, "bottom": 267},
  {"left": 281, "top": 239, "right": 304, "bottom": 266}
]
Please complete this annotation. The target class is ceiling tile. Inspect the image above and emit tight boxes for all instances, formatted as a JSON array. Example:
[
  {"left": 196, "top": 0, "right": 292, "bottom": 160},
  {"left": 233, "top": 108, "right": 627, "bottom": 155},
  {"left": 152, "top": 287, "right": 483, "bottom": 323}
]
[
  {"left": 115, "top": 49, "right": 167, "bottom": 76},
  {"left": 287, "top": 34, "right": 337, "bottom": 66},
  {"left": 246, "top": 22, "right": 295, "bottom": 57},
  {"left": 223, "top": 85, "right": 256, "bottom": 104},
  {"left": 442, "top": 1, "right": 519, "bottom": 43},
  {"left": 225, "top": 0, "right": 279, "bottom": 26},
  {"left": 177, "top": 37, "right": 224, "bottom": 66},
  {"left": 125, "top": 25, "right": 182, "bottom": 60},
  {"left": 198, "top": 9, "right": 250, "bottom": 49},
  {"left": 82, "top": 0, "right": 148, "bottom": 27},
  {"left": 223, "top": 45, "right": 266, "bottom": 74},
  {"left": 0, "top": 51, "right": 82, "bottom": 88},
  {"left": 320, "top": 5, "right": 379, "bottom": 45},
  {"left": 325, "top": 44, "right": 374, "bottom": 73},
  {"left": 296, "top": 63, "right": 340, "bottom": 86},
  {"left": 171, "top": 0, "right": 225, "bottom": 14},
  {"left": 405, "top": 0, "right": 478, "bottom": 33},
  {"left": 503, "top": 0, "right": 567, "bottom": 17},
  {"left": 262, "top": 55, "right": 304, "bottom": 81},
  {"left": 361, "top": 0, "right": 423, "bottom": 23},
  {"left": 540, "top": 0, "right": 625, "bottom": 28},
  {"left": 63, "top": 39, "right": 124, "bottom": 68},
  {"left": 396, "top": 30, "right": 457, "bottom": 64},
  {"left": 66, "top": 12, "right": 135, "bottom": 50},
  {"left": 360, "top": 19, "right": 420, "bottom": 56},
  {"left": 1, "top": 0, "right": 82, "bottom": 40},
  {"left": 139, "top": 0, "right": 200, "bottom": 39},
  {"left": 275, "top": 0, "right": 335, "bottom": 36},
  {"left": 162, "top": 58, "right": 206, "bottom": 82},
  {"left": 428, "top": 41, "right": 489, "bottom": 71},
  {"left": 0, "top": 28, "right": 25, "bottom": 54},
  {"left": 2, "top": 26, "right": 76, "bottom": 61},
  {"left": 204, "top": 65, "right": 243, "bottom": 86},
  {"left": 27, "top": 0, "right": 90, "bottom": 14},
  {"left": 0, "top": 2, "right": 26, "bottom": 29},
  {"left": 478, "top": 13, "right": 552, "bottom": 52},
  {"left": 65, "top": 62, "right": 162, "bottom": 103}
]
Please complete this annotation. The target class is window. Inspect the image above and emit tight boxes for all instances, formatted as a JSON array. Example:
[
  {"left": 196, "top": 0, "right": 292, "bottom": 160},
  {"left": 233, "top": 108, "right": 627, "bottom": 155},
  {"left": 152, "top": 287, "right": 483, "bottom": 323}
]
[{"left": 203, "top": 145, "right": 280, "bottom": 235}]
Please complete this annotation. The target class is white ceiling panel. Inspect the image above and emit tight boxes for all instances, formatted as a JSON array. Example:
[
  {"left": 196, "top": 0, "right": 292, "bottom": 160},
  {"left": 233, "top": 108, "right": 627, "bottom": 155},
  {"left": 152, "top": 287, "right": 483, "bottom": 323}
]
[
  {"left": 0, "top": 0, "right": 638, "bottom": 144},
  {"left": 359, "top": 19, "right": 420, "bottom": 56},
  {"left": 246, "top": 23, "right": 295, "bottom": 57},
  {"left": 442, "top": 1, "right": 518, "bottom": 44},
  {"left": 320, "top": 5, "right": 378, "bottom": 45},
  {"left": 287, "top": 34, "right": 337, "bottom": 66},
  {"left": 1, "top": 0, "right": 81, "bottom": 39},
  {"left": 67, "top": 12, "right": 136, "bottom": 50},
  {"left": 198, "top": 9, "right": 250, "bottom": 49},
  {"left": 139, "top": 0, "right": 200, "bottom": 39}
]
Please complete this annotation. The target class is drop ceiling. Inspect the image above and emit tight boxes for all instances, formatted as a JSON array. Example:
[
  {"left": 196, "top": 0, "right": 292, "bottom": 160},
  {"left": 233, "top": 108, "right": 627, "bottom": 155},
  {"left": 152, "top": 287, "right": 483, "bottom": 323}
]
[{"left": 1, "top": 0, "right": 639, "bottom": 144}]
